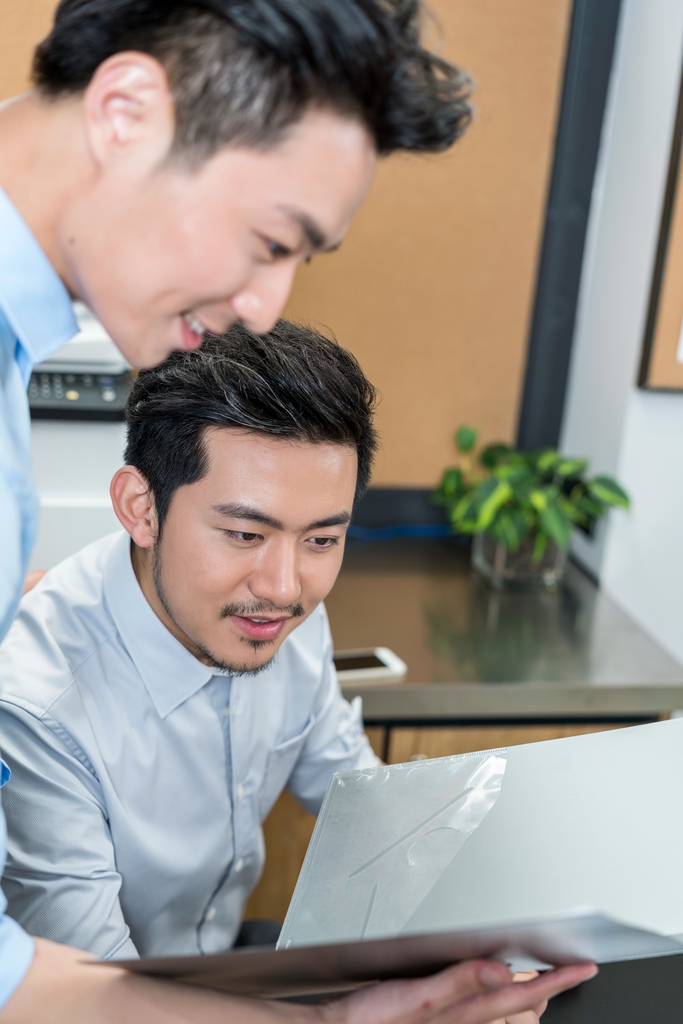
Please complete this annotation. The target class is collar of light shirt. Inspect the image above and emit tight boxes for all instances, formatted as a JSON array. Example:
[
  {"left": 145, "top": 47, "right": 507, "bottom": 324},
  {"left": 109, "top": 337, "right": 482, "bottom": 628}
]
[{"left": 0, "top": 185, "right": 77, "bottom": 383}]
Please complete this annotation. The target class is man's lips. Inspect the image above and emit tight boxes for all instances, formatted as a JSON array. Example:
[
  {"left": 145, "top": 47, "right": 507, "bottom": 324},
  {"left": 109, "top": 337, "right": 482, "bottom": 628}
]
[
  {"left": 230, "top": 615, "right": 289, "bottom": 641},
  {"left": 179, "top": 314, "right": 205, "bottom": 351}
]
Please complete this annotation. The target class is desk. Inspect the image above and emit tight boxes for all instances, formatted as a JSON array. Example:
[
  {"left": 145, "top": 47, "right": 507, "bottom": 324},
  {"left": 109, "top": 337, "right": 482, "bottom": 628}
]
[
  {"left": 328, "top": 537, "right": 683, "bottom": 761},
  {"left": 247, "top": 538, "right": 683, "bottom": 928}
]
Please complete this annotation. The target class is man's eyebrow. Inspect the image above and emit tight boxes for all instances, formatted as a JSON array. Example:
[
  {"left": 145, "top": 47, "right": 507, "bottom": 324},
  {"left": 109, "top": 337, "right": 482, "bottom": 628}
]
[
  {"left": 278, "top": 206, "right": 339, "bottom": 253},
  {"left": 211, "top": 504, "right": 351, "bottom": 532},
  {"left": 305, "top": 512, "right": 352, "bottom": 529},
  {"left": 212, "top": 502, "right": 284, "bottom": 530}
]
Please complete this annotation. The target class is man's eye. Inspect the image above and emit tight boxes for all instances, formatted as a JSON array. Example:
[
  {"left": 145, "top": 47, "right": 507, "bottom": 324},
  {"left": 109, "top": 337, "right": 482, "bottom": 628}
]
[
  {"left": 267, "top": 239, "right": 292, "bottom": 260},
  {"left": 309, "top": 537, "right": 338, "bottom": 548},
  {"left": 227, "top": 531, "right": 260, "bottom": 542}
]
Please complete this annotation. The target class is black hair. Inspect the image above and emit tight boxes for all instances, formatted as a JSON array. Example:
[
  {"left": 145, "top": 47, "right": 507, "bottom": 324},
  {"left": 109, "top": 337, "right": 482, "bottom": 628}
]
[
  {"left": 33, "top": 0, "right": 471, "bottom": 161},
  {"left": 124, "top": 320, "right": 378, "bottom": 530}
]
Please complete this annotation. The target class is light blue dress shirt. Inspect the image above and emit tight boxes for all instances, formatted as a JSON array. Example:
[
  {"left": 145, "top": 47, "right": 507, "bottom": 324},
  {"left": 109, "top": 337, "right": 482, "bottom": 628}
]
[
  {"left": 0, "top": 185, "right": 78, "bottom": 1005},
  {"left": 0, "top": 188, "right": 78, "bottom": 1003},
  {"left": 0, "top": 531, "right": 379, "bottom": 960}
]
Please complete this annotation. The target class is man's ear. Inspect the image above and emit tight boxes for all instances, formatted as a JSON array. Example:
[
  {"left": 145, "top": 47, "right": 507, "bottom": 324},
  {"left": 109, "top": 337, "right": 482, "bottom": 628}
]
[
  {"left": 110, "top": 466, "right": 159, "bottom": 549},
  {"left": 83, "top": 52, "right": 175, "bottom": 172}
]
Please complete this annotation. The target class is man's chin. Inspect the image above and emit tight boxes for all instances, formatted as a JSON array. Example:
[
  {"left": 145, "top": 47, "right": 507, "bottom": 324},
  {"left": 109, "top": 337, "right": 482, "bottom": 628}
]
[{"left": 195, "top": 638, "right": 278, "bottom": 676}]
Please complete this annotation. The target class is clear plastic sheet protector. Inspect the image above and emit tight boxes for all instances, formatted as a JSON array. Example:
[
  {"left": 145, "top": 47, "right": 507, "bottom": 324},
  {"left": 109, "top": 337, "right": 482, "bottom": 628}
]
[
  {"left": 280, "top": 750, "right": 507, "bottom": 947},
  {"left": 280, "top": 719, "right": 683, "bottom": 951}
]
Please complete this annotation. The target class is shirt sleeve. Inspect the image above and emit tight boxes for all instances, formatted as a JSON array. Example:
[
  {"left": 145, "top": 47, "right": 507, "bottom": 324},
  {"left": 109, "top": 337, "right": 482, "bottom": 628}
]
[
  {"left": 0, "top": 703, "right": 138, "bottom": 961},
  {"left": 285, "top": 609, "right": 381, "bottom": 815},
  {"left": 0, "top": 458, "right": 25, "bottom": 646},
  {"left": 0, "top": 784, "right": 34, "bottom": 1008}
]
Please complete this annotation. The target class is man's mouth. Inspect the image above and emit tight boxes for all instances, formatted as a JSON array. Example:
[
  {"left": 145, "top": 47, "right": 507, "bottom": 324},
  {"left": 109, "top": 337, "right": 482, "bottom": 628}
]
[
  {"left": 230, "top": 615, "right": 289, "bottom": 642},
  {"left": 180, "top": 313, "right": 206, "bottom": 351}
]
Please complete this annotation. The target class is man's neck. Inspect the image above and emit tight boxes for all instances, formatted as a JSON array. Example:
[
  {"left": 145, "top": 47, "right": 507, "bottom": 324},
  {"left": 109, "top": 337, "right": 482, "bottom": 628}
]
[
  {"left": 130, "top": 540, "right": 216, "bottom": 667},
  {"left": 0, "top": 91, "right": 92, "bottom": 289}
]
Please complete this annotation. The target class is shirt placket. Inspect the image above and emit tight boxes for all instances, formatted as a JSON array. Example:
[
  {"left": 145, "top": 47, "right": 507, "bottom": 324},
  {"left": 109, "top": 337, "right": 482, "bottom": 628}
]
[{"left": 198, "top": 676, "right": 258, "bottom": 951}]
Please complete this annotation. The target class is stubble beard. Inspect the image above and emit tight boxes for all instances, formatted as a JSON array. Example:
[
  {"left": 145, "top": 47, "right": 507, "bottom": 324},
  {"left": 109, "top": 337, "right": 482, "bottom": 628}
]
[{"left": 151, "top": 546, "right": 304, "bottom": 676}]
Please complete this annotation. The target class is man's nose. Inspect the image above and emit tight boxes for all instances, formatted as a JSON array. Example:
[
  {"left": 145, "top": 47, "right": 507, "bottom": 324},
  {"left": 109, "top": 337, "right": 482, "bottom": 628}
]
[
  {"left": 229, "top": 261, "right": 299, "bottom": 335},
  {"left": 250, "top": 541, "right": 302, "bottom": 609}
]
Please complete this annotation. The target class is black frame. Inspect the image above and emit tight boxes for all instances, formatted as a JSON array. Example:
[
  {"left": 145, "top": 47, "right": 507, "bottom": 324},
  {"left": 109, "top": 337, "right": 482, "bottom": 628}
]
[{"left": 516, "top": 0, "right": 623, "bottom": 450}]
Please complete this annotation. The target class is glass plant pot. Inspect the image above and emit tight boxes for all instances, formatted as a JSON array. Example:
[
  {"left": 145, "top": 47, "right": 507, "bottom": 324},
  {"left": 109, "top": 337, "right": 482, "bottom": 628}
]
[{"left": 471, "top": 532, "right": 568, "bottom": 591}]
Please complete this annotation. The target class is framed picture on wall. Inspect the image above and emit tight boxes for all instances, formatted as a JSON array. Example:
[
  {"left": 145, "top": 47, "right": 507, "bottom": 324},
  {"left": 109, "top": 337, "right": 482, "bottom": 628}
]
[{"left": 639, "top": 71, "right": 683, "bottom": 389}]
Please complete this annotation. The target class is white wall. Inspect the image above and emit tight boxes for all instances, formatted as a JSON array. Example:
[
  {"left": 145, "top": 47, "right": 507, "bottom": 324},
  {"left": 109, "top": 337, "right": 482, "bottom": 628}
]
[
  {"left": 560, "top": 0, "right": 683, "bottom": 665},
  {"left": 30, "top": 421, "right": 125, "bottom": 570}
]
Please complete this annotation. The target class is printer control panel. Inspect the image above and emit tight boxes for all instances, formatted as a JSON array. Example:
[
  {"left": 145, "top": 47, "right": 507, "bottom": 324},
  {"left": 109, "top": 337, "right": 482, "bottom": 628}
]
[{"left": 28, "top": 369, "right": 132, "bottom": 421}]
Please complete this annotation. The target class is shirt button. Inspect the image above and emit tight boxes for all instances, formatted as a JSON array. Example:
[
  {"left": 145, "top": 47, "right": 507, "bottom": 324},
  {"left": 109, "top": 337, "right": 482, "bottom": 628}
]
[
  {"left": 206, "top": 907, "right": 217, "bottom": 921},
  {"left": 234, "top": 858, "right": 244, "bottom": 873},
  {"left": 223, "top": 708, "right": 230, "bottom": 718},
  {"left": 237, "top": 784, "right": 245, "bottom": 801}
]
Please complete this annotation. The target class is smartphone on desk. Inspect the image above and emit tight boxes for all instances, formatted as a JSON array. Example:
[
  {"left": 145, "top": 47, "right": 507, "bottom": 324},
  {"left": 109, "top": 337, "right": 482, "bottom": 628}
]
[{"left": 333, "top": 647, "right": 407, "bottom": 684}]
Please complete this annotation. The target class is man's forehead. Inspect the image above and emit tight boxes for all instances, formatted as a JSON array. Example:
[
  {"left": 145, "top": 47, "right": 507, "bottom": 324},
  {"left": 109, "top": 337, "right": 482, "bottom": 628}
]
[
  {"left": 184, "top": 430, "right": 354, "bottom": 525},
  {"left": 202, "top": 426, "right": 356, "bottom": 460}
]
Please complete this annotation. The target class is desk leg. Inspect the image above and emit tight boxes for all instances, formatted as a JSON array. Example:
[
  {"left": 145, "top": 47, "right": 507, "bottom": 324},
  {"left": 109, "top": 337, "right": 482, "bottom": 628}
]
[{"left": 544, "top": 954, "right": 683, "bottom": 1023}]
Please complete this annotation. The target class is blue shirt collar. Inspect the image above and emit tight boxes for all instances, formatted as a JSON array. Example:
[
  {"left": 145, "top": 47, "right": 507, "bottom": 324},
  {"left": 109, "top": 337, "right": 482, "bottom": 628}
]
[
  {"left": 0, "top": 185, "right": 78, "bottom": 371},
  {"left": 103, "top": 532, "right": 215, "bottom": 719}
]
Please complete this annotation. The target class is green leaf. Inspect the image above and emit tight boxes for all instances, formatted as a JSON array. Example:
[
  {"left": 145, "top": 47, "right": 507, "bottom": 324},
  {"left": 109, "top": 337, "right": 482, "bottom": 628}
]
[
  {"left": 588, "top": 476, "right": 630, "bottom": 509},
  {"left": 575, "top": 493, "right": 605, "bottom": 521},
  {"left": 455, "top": 425, "right": 477, "bottom": 454},
  {"left": 480, "top": 443, "right": 511, "bottom": 469},
  {"left": 535, "top": 448, "right": 560, "bottom": 473},
  {"left": 539, "top": 504, "right": 573, "bottom": 549},
  {"left": 492, "top": 463, "right": 533, "bottom": 484},
  {"left": 474, "top": 480, "right": 513, "bottom": 531},
  {"left": 441, "top": 467, "right": 463, "bottom": 499},
  {"left": 490, "top": 511, "right": 522, "bottom": 551},
  {"left": 556, "top": 458, "right": 588, "bottom": 478},
  {"left": 532, "top": 532, "right": 552, "bottom": 565},
  {"left": 529, "top": 489, "right": 548, "bottom": 513},
  {"left": 451, "top": 485, "right": 484, "bottom": 526},
  {"left": 557, "top": 495, "right": 585, "bottom": 524},
  {"left": 490, "top": 508, "right": 532, "bottom": 551},
  {"left": 532, "top": 531, "right": 548, "bottom": 562}
]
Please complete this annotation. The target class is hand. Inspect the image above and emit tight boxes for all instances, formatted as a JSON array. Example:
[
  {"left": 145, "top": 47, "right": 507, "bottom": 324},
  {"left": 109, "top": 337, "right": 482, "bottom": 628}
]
[
  {"left": 22, "top": 570, "right": 47, "bottom": 595},
  {"left": 322, "top": 959, "right": 597, "bottom": 1024},
  {"left": 488, "top": 972, "right": 548, "bottom": 1024},
  {"left": 0, "top": 938, "right": 597, "bottom": 1024}
]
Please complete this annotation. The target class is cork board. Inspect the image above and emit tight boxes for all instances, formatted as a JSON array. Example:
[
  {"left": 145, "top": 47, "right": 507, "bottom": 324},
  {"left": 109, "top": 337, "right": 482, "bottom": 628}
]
[
  {"left": 285, "top": 0, "right": 573, "bottom": 485},
  {"left": 0, "top": 0, "right": 57, "bottom": 101},
  {"left": 1, "top": 1, "right": 574, "bottom": 479},
  {"left": 639, "top": 73, "right": 683, "bottom": 389}
]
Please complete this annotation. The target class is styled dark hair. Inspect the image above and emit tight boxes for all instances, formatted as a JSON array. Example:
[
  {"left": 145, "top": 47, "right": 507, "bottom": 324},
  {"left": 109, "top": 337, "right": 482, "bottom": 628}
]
[
  {"left": 33, "top": 0, "right": 471, "bottom": 162},
  {"left": 124, "top": 320, "right": 378, "bottom": 530}
]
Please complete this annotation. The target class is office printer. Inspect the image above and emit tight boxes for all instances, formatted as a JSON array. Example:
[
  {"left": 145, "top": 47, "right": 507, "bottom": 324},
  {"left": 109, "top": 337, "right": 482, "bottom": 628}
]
[{"left": 29, "top": 303, "right": 132, "bottom": 421}]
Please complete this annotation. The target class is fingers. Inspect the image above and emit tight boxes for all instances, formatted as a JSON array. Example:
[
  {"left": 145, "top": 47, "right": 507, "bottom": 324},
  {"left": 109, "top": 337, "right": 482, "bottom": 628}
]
[
  {"left": 428, "top": 963, "right": 597, "bottom": 1024},
  {"left": 324, "top": 959, "right": 515, "bottom": 1024},
  {"left": 500, "top": 972, "right": 547, "bottom": 1023},
  {"left": 324, "top": 960, "right": 596, "bottom": 1024},
  {"left": 23, "top": 570, "right": 47, "bottom": 595}
]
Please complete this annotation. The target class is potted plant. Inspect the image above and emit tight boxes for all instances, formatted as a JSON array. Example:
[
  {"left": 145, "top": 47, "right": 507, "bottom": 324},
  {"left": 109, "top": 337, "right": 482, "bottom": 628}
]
[{"left": 432, "top": 426, "right": 630, "bottom": 589}]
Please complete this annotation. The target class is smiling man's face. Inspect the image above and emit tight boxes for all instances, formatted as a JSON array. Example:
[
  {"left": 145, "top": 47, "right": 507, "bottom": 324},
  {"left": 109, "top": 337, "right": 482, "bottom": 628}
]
[
  {"left": 66, "top": 109, "right": 376, "bottom": 368},
  {"left": 134, "top": 427, "right": 357, "bottom": 673}
]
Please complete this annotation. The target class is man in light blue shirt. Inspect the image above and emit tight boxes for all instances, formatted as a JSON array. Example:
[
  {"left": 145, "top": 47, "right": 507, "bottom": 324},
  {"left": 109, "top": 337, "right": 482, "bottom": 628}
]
[
  {"left": 0, "top": 0, "right": 595, "bottom": 1018},
  {"left": 0, "top": 186, "right": 79, "bottom": 1006},
  {"left": 0, "top": 324, "right": 381, "bottom": 960}
]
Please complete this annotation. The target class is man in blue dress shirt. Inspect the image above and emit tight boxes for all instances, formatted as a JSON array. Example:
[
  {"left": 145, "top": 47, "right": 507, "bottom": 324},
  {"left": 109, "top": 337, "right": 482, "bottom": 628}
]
[{"left": 0, "top": 0, "right": 595, "bottom": 1019}]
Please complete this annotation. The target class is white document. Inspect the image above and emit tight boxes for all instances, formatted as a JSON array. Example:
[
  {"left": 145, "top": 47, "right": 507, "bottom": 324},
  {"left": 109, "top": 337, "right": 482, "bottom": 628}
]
[{"left": 280, "top": 719, "right": 683, "bottom": 950}]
